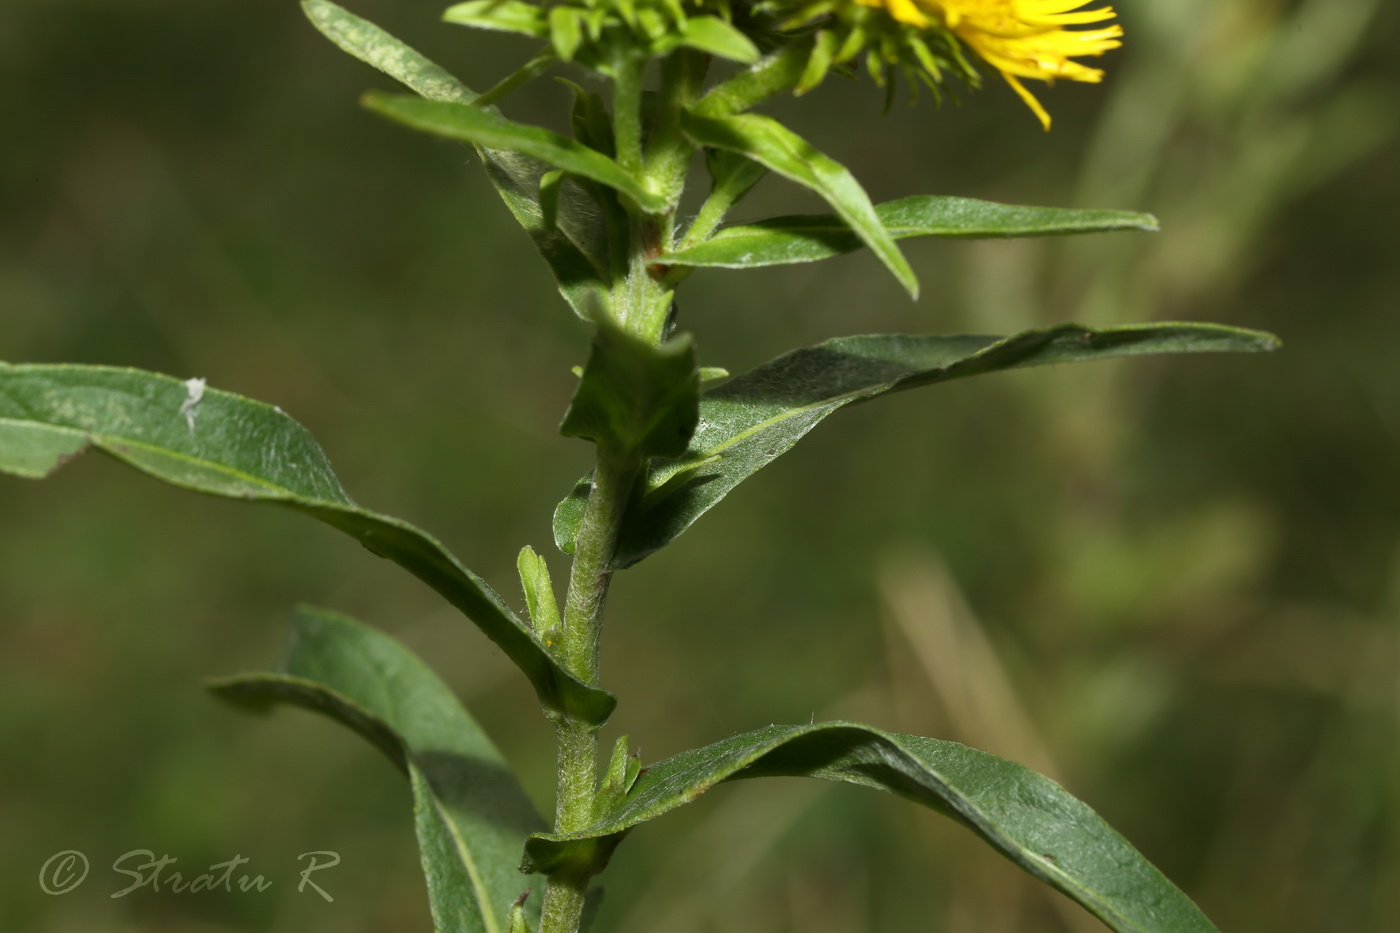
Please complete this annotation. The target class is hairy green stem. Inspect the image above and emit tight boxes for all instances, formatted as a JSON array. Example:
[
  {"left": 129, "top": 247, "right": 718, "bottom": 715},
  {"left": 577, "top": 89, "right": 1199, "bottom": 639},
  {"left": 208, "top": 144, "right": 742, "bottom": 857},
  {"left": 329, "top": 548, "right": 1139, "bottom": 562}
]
[
  {"left": 647, "top": 50, "right": 705, "bottom": 224},
  {"left": 692, "top": 38, "right": 811, "bottom": 117},
  {"left": 612, "top": 53, "right": 647, "bottom": 175},
  {"left": 560, "top": 454, "right": 636, "bottom": 684},
  {"left": 541, "top": 49, "right": 685, "bottom": 930},
  {"left": 541, "top": 452, "right": 638, "bottom": 933}
]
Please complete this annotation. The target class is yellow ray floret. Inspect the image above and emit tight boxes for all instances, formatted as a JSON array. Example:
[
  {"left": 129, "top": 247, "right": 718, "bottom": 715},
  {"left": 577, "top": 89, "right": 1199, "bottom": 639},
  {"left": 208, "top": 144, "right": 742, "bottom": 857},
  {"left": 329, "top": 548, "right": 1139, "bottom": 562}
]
[{"left": 856, "top": 0, "right": 1123, "bottom": 129}]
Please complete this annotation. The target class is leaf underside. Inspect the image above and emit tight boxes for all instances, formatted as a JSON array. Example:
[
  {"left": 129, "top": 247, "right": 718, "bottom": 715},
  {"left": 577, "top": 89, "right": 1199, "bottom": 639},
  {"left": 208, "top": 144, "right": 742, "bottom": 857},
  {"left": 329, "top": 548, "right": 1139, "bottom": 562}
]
[
  {"left": 0, "top": 362, "right": 614, "bottom": 724},
  {"left": 524, "top": 721, "right": 1219, "bottom": 933},
  {"left": 211, "top": 606, "right": 546, "bottom": 933},
  {"left": 554, "top": 323, "right": 1281, "bottom": 565}
]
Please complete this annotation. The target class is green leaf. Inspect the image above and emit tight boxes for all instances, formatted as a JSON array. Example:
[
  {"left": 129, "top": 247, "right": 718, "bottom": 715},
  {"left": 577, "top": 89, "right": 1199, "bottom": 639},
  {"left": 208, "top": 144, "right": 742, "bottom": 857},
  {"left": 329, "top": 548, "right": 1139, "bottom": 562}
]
[
  {"left": 517, "top": 545, "right": 562, "bottom": 640},
  {"left": 210, "top": 606, "right": 546, "bottom": 933},
  {"left": 444, "top": 0, "right": 550, "bottom": 38},
  {"left": 795, "top": 28, "right": 839, "bottom": 95},
  {"left": 560, "top": 323, "right": 700, "bottom": 461},
  {"left": 303, "top": 0, "right": 478, "bottom": 104},
  {"left": 660, "top": 195, "right": 1160, "bottom": 269},
  {"left": 554, "top": 323, "right": 1280, "bottom": 563},
  {"left": 538, "top": 169, "right": 564, "bottom": 231},
  {"left": 365, "top": 92, "right": 668, "bottom": 213},
  {"left": 673, "top": 16, "right": 761, "bottom": 64},
  {"left": 483, "top": 152, "right": 613, "bottom": 320},
  {"left": 548, "top": 5, "right": 585, "bottom": 61},
  {"left": 681, "top": 111, "right": 918, "bottom": 297},
  {"left": 593, "top": 734, "right": 637, "bottom": 818},
  {"left": 0, "top": 363, "right": 615, "bottom": 724},
  {"left": 523, "top": 721, "right": 1218, "bottom": 933},
  {"left": 301, "top": 0, "right": 609, "bottom": 318}
]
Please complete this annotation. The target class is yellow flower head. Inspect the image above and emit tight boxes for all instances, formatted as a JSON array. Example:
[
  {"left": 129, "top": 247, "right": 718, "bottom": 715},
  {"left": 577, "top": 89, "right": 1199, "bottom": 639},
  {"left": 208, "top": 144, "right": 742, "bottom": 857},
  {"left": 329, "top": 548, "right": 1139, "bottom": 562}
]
[{"left": 855, "top": 0, "right": 1123, "bottom": 129}]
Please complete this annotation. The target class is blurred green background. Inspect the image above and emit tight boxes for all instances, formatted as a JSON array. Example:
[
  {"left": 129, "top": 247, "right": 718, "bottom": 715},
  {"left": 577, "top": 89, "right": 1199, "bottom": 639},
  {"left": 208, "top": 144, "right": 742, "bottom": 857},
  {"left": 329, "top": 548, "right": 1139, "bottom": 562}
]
[{"left": 2, "top": 1, "right": 1398, "bottom": 930}]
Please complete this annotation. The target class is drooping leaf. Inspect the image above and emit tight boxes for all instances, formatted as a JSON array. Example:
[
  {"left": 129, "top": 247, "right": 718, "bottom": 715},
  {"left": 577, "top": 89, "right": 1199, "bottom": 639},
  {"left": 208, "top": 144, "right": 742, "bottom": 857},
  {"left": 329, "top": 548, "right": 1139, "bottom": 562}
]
[
  {"left": 681, "top": 111, "right": 918, "bottom": 297},
  {"left": 365, "top": 92, "right": 668, "bottom": 213},
  {"left": 523, "top": 721, "right": 1219, "bottom": 933},
  {"left": 554, "top": 323, "right": 1280, "bottom": 564},
  {"left": 301, "top": 0, "right": 610, "bottom": 318},
  {"left": 444, "top": 0, "right": 550, "bottom": 38},
  {"left": 560, "top": 323, "right": 699, "bottom": 461},
  {"left": 0, "top": 363, "right": 614, "bottom": 724},
  {"left": 210, "top": 607, "right": 546, "bottom": 933},
  {"left": 660, "top": 195, "right": 1160, "bottom": 269}
]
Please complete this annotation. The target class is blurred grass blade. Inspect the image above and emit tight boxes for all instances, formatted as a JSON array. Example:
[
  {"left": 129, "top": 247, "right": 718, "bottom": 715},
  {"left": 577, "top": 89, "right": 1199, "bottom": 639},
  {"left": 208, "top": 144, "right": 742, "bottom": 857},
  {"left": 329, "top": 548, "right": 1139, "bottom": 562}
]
[
  {"left": 554, "top": 323, "right": 1280, "bottom": 564},
  {"left": 301, "top": 0, "right": 610, "bottom": 317},
  {"left": 523, "top": 721, "right": 1219, "bottom": 933},
  {"left": 365, "top": 92, "right": 668, "bottom": 214},
  {"left": 0, "top": 363, "right": 615, "bottom": 724},
  {"left": 681, "top": 111, "right": 918, "bottom": 297},
  {"left": 210, "top": 606, "right": 545, "bottom": 933},
  {"left": 660, "top": 196, "right": 1159, "bottom": 269}
]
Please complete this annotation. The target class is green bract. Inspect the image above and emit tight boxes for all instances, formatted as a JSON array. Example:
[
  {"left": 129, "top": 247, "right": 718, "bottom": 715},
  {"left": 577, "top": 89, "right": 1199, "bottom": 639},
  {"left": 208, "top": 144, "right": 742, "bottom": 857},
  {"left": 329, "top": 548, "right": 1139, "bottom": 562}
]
[{"left": 0, "top": 4, "right": 1279, "bottom": 933}]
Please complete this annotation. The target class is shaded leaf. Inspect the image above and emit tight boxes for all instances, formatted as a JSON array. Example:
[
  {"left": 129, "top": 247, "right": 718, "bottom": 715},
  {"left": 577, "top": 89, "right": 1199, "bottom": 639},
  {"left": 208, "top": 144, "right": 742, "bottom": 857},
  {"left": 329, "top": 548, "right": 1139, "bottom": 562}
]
[
  {"left": 211, "top": 606, "right": 545, "bottom": 933},
  {"left": 524, "top": 721, "right": 1218, "bottom": 933},
  {"left": 554, "top": 323, "right": 1280, "bottom": 564},
  {"left": 681, "top": 111, "right": 917, "bottom": 296},
  {"left": 660, "top": 195, "right": 1160, "bottom": 269},
  {"left": 301, "top": 0, "right": 610, "bottom": 317},
  {"left": 560, "top": 323, "right": 699, "bottom": 461},
  {"left": 0, "top": 363, "right": 614, "bottom": 724},
  {"left": 365, "top": 92, "right": 667, "bottom": 213}
]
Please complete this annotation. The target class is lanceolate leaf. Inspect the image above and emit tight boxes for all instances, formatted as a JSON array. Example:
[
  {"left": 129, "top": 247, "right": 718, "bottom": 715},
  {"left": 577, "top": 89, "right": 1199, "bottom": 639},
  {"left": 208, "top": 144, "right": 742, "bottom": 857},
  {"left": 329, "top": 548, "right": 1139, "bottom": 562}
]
[
  {"left": 365, "top": 92, "right": 668, "bottom": 213},
  {"left": 660, "top": 196, "right": 1160, "bottom": 269},
  {"left": 523, "top": 722, "right": 1219, "bottom": 933},
  {"left": 0, "top": 363, "right": 615, "bottom": 724},
  {"left": 211, "top": 607, "right": 546, "bottom": 933},
  {"left": 681, "top": 111, "right": 918, "bottom": 297},
  {"left": 554, "top": 323, "right": 1280, "bottom": 565},
  {"left": 301, "top": 0, "right": 610, "bottom": 318}
]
